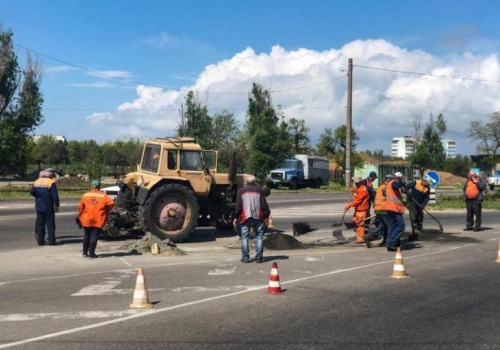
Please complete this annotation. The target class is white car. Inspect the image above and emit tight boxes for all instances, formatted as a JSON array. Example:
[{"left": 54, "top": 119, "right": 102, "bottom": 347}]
[{"left": 100, "top": 185, "right": 120, "bottom": 200}]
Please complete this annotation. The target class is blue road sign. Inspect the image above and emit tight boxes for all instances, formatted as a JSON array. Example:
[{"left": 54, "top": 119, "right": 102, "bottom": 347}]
[{"left": 424, "top": 171, "right": 440, "bottom": 188}]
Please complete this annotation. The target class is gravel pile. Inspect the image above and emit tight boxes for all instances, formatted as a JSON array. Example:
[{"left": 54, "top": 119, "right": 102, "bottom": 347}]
[{"left": 120, "top": 233, "right": 186, "bottom": 256}]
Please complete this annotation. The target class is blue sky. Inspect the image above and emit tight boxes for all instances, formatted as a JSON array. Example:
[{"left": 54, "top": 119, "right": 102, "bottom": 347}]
[{"left": 2, "top": 0, "right": 500, "bottom": 155}]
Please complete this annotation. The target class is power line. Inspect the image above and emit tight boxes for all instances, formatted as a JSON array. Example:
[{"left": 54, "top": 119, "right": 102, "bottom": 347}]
[
  {"left": 14, "top": 42, "right": 346, "bottom": 95},
  {"left": 353, "top": 77, "right": 490, "bottom": 117},
  {"left": 43, "top": 105, "right": 346, "bottom": 112},
  {"left": 354, "top": 64, "right": 500, "bottom": 84}
]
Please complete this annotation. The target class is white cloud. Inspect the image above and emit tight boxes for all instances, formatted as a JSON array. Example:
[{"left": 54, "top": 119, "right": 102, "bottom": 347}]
[{"left": 85, "top": 39, "right": 500, "bottom": 154}]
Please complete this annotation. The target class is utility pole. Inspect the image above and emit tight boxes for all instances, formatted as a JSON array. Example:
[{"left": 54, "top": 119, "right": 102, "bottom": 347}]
[{"left": 345, "top": 58, "right": 353, "bottom": 189}]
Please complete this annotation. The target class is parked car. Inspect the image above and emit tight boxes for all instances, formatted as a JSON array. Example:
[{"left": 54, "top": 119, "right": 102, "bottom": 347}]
[{"left": 100, "top": 185, "right": 120, "bottom": 200}]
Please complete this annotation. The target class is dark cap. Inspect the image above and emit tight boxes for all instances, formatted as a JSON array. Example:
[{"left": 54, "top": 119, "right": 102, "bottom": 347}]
[
  {"left": 385, "top": 174, "right": 394, "bottom": 179},
  {"left": 369, "top": 171, "right": 377, "bottom": 179}
]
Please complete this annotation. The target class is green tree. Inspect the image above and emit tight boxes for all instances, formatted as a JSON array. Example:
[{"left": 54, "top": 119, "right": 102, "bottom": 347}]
[
  {"left": 443, "top": 154, "right": 474, "bottom": 177},
  {"left": 176, "top": 91, "right": 212, "bottom": 149},
  {"left": 244, "top": 83, "right": 289, "bottom": 180},
  {"left": 315, "top": 128, "right": 337, "bottom": 157},
  {"left": 84, "top": 144, "right": 104, "bottom": 181},
  {"left": 115, "top": 137, "right": 143, "bottom": 168},
  {"left": 0, "top": 28, "right": 44, "bottom": 175},
  {"left": 330, "top": 125, "right": 363, "bottom": 170},
  {"left": 31, "top": 135, "right": 69, "bottom": 167},
  {"left": 467, "top": 111, "right": 500, "bottom": 166},
  {"left": 287, "top": 118, "right": 311, "bottom": 154},
  {"left": 409, "top": 113, "right": 446, "bottom": 173}
]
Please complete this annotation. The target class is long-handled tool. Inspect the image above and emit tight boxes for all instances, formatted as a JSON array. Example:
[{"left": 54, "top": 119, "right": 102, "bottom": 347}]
[
  {"left": 411, "top": 198, "right": 443, "bottom": 232},
  {"left": 331, "top": 192, "right": 354, "bottom": 227},
  {"left": 344, "top": 214, "right": 377, "bottom": 229}
]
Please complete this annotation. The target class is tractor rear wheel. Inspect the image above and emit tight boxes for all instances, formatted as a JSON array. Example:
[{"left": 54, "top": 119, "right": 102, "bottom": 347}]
[{"left": 139, "top": 184, "right": 199, "bottom": 242}]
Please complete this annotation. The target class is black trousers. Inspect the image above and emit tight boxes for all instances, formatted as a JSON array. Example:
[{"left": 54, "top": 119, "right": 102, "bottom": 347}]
[
  {"left": 35, "top": 211, "right": 56, "bottom": 244},
  {"left": 408, "top": 203, "right": 424, "bottom": 230},
  {"left": 83, "top": 227, "right": 102, "bottom": 255},
  {"left": 465, "top": 200, "right": 482, "bottom": 229}
]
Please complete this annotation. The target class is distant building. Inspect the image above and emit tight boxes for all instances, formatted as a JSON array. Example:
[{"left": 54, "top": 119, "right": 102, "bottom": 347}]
[
  {"left": 391, "top": 136, "right": 415, "bottom": 160},
  {"left": 442, "top": 139, "right": 456, "bottom": 158},
  {"left": 33, "top": 135, "right": 67, "bottom": 143},
  {"left": 392, "top": 136, "right": 457, "bottom": 159}
]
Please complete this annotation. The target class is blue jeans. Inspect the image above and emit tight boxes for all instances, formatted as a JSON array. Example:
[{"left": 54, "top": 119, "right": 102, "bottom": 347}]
[
  {"left": 366, "top": 214, "right": 389, "bottom": 240},
  {"left": 386, "top": 211, "right": 405, "bottom": 247},
  {"left": 241, "top": 218, "right": 264, "bottom": 260}
]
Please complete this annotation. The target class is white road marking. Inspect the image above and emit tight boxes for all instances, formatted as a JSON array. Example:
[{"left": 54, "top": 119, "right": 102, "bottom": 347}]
[
  {"left": 305, "top": 255, "right": 325, "bottom": 261},
  {"left": 0, "top": 310, "right": 141, "bottom": 322},
  {"left": 72, "top": 270, "right": 136, "bottom": 296},
  {"left": 0, "top": 245, "right": 472, "bottom": 349},
  {"left": 0, "top": 211, "right": 78, "bottom": 221},
  {"left": 0, "top": 261, "right": 211, "bottom": 285},
  {"left": 119, "top": 257, "right": 132, "bottom": 267},
  {"left": 208, "top": 266, "right": 237, "bottom": 275}
]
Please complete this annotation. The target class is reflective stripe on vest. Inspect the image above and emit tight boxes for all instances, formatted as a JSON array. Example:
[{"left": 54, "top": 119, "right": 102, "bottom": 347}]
[
  {"left": 373, "top": 184, "right": 388, "bottom": 211},
  {"left": 386, "top": 180, "right": 405, "bottom": 214},
  {"left": 415, "top": 180, "right": 429, "bottom": 194}
]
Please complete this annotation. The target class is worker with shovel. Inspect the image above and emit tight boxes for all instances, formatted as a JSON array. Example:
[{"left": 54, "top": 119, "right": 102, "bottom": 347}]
[
  {"left": 344, "top": 176, "right": 370, "bottom": 244},
  {"left": 406, "top": 175, "right": 430, "bottom": 241},
  {"left": 365, "top": 174, "right": 393, "bottom": 246}
]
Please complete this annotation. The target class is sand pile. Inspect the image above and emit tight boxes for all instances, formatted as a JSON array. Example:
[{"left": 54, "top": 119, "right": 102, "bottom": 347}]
[{"left": 120, "top": 233, "right": 186, "bottom": 256}]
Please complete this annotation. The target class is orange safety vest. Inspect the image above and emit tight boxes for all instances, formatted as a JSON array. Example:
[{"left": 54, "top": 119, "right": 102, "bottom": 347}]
[
  {"left": 386, "top": 180, "right": 405, "bottom": 214},
  {"left": 414, "top": 180, "right": 429, "bottom": 195},
  {"left": 465, "top": 180, "right": 479, "bottom": 200},
  {"left": 78, "top": 189, "right": 115, "bottom": 229},
  {"left": 373, "top": 183, "right": 388, "bottom": 212}
]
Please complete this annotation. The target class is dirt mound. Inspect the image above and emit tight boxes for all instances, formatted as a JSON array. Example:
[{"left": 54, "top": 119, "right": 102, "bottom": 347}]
[
  {"left": 435, "top": 171, "right": 466, "bottom": 187},
  {"left": 120, "top": 233, "right": 186, "bottom": 256}
]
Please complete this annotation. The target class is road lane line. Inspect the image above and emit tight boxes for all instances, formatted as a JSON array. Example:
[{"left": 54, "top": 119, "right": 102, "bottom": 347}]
[
  {"left": 0, "top": 244, "right": 472, "bottom": 349},
  {"left": 119, "top": 257, "right": 132, "bottom": 267},
  {"left": 0, "top": 261, "right": 211, "bottom": 285}
]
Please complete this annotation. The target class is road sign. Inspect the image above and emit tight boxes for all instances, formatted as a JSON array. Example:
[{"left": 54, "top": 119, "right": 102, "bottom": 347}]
[{"left": 424, "top": 171, "right": 440, "bottom": 188}]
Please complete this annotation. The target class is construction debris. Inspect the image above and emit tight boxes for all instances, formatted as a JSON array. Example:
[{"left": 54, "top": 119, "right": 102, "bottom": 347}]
[
  {"left": 226, "top": 233, "right": 305, "bottom": 250},
  {"left": 120, "top": 233, "right": 186, "bottom": 256}
]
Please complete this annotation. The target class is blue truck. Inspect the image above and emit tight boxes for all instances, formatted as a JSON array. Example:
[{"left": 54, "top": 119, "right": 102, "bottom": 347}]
[{"left": 266, "top": 154, "right": 330, "bottom": 190}]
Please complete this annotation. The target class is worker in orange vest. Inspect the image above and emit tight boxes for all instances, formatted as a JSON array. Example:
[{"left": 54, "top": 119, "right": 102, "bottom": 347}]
[
  {"left": 78, "top": 180, "right": 115, "bottom": 258},
  {"left": 365, "top": 174, "right": 393, "bottom": 246},
  {"left": 385, "top": 172, "right": 407, "bottom": 251},
  {"left": 345, "top": 176, "right": 370, "bottom": 244},
  {"left": 462, "top": 170, "right": 486, "bottom": 232}
]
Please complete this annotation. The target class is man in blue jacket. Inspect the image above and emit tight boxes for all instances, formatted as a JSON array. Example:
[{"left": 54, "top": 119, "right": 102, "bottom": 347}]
[
  {"left": 406, "top": 176, "right": 430, "bottom": 241},
  {"left": 30, "top": 169, "right": 60, "bottom": 246}
]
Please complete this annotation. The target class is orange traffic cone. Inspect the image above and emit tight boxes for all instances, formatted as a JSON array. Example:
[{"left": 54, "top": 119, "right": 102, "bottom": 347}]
[
  {"left": 390, "top": 247, "right": 409, "bottom": 279},
  {"left": 130, "top": 267, "right": 153, "bottom": 309},
  {"left": 267, "top": 262, "right": 283, "bottom": 295},
  {"left": 496, "top": 241, "right": 500, "bottom": 263}
]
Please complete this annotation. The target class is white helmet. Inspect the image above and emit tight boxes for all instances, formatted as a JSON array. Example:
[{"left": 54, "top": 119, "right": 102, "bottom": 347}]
[{"left": 394, "top": 172, "right": 403, "bottom": 178}]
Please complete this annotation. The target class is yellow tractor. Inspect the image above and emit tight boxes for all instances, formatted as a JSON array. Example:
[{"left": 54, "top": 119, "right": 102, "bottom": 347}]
[{"left": 103, "top": 137, "right": 257, "bottom": 242}]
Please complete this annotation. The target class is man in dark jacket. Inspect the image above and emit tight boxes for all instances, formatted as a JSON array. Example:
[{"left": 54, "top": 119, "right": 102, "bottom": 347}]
[
  {"left": 30, "top": 169, "right": 60, "bottom": 245},
  {"left": 233, "top": 175, "right": 271, "bottom": 263},
  {"left": 463, "top": 170, "right": 486, "bottom": 232},
  {"left": 406, "top": 176, "right": 430, "bottom": 241}
]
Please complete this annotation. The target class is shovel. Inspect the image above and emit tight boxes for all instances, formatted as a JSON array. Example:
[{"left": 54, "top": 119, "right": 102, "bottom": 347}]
[
  {"left": 332, "top": 192, "right": 354, "bottom": 227},
  {"left": 411, "top": 198, "right": 444, "bottom": 232},
  {"left": 344, "top": 215, "right": 377, "bottom": 229}
]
